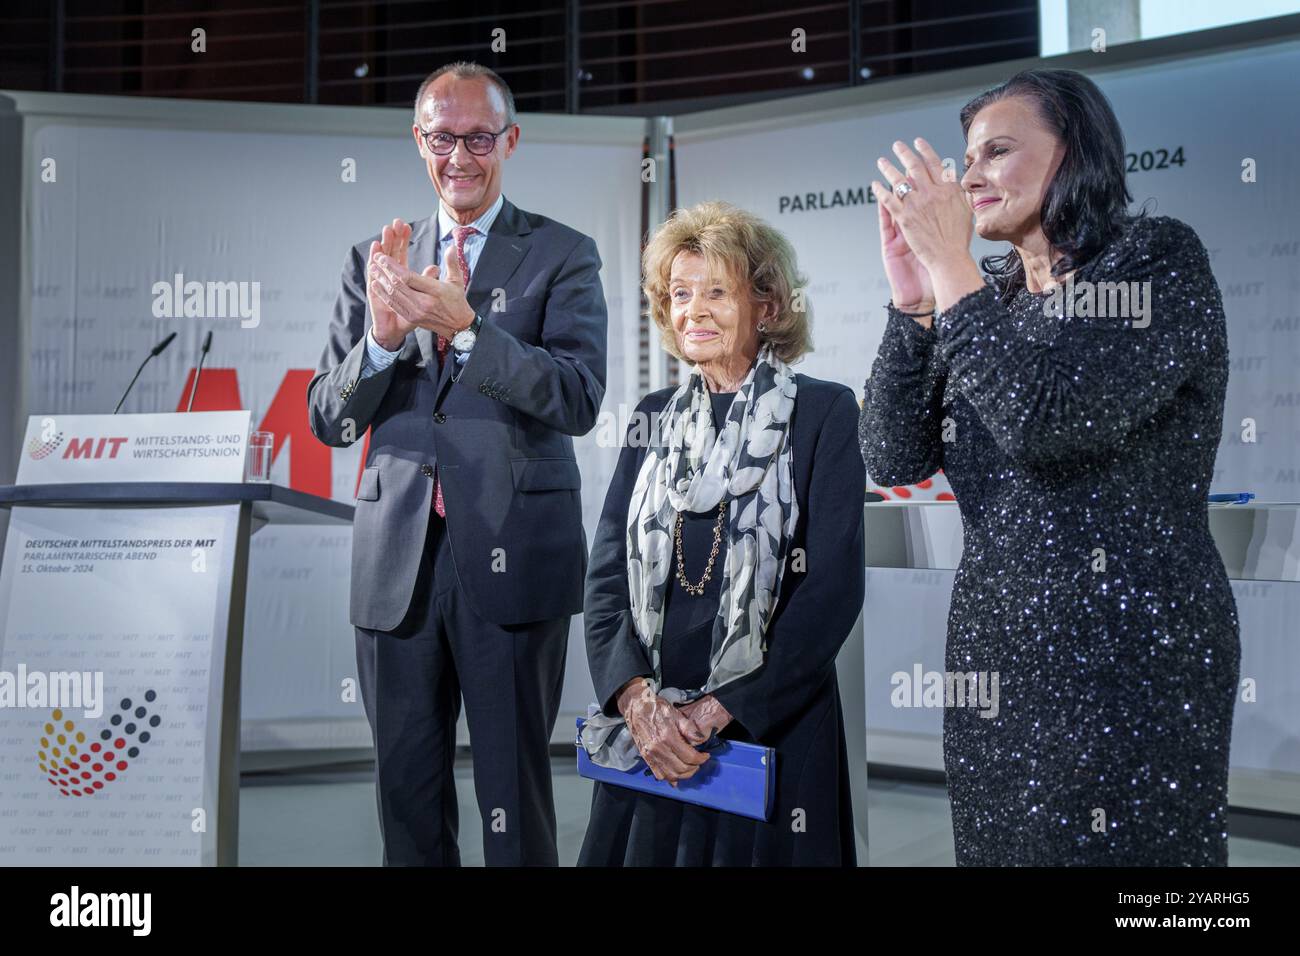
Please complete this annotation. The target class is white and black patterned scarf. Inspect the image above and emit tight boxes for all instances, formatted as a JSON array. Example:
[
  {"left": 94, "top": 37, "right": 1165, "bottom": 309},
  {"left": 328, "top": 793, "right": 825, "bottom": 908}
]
[{"left": 579, "top": 345, "right": 799, "bottom": 770}]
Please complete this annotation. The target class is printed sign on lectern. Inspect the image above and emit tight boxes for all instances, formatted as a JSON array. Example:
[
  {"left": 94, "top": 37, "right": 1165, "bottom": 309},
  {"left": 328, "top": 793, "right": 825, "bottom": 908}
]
[
  {"left": 1, "top": 412, "right": 253, "bottom": 865},
  {"left": 16, "top": 411, "right": 251, "bottom": 485}
]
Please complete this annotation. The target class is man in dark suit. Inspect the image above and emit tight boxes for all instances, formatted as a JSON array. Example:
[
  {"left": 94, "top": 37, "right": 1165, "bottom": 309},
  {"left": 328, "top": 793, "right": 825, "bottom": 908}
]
[{"left": 307, "top": 61, "right": 607, "bottom": 866}]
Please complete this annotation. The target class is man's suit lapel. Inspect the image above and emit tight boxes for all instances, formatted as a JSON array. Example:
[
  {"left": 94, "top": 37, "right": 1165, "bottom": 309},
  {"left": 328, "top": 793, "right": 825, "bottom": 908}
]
[
  {"left": 465, "top": 198, "right": 532, "bottom": 315},
  {"left": 433, "top": 198, "right": 533, "bottom": 402}
]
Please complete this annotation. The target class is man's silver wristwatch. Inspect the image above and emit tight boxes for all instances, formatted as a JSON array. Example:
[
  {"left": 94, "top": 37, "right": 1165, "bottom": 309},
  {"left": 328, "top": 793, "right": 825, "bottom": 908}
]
[{"left": 451, "top": 312, "right": 483, "bottom": 352}]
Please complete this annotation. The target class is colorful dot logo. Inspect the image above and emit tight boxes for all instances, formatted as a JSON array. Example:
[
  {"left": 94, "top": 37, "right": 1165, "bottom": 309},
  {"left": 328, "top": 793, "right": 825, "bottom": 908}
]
[
  {"left": 27, "top": 432, "right": 64, "bottom": 460},
  {"left": 36, "top": 690, "right": 162, "bottom": 797}
]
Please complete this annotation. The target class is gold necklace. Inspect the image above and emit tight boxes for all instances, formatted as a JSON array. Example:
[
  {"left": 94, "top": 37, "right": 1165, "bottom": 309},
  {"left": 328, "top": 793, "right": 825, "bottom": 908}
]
[{"left": 674, "top": 500, "right": 727, "bottom": 596}]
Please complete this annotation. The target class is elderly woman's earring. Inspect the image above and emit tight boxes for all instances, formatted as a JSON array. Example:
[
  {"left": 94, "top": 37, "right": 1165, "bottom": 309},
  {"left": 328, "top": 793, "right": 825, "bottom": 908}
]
[{"left": 757, "top": 322, "right": 768, "bottom": 334}]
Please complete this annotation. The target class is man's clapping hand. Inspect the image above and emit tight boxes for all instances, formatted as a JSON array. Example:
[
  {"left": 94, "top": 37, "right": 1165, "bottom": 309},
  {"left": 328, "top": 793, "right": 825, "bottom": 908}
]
[
  {"left": 367, "top": 218, "right": 417, "bottom": 351},
  {"left": 368, "top": 237, "right": 476, "bottom": 342},
  {"left": 615, "top": 678, "right": 709, "bottom": 786}
]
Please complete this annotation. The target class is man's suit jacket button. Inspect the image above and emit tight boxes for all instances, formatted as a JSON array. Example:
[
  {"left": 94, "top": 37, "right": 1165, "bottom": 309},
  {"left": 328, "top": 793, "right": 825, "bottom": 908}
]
[
  {"left": 433, "top": 411, "right": 447, "bottom": 424},
  {"left": 420, "top": 464, "right": 434, "bottom": 478},
  {"left": 478, "top": 382, "right": 488, "bottom": 394}
]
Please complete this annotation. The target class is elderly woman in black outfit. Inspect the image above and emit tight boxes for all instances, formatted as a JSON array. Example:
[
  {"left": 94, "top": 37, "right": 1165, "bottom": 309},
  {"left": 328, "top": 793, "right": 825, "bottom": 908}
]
[
  {"left": 860, "top": 69, "right": 1239, "bottom": 865},
  {"left": 578, "top": 201, "right": 864, "bottom": 866}
]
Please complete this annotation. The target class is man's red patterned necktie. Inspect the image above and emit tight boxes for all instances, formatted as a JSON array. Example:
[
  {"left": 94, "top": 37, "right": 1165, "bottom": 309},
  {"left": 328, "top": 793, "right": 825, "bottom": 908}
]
[{"left": 433, "top": 224, "right": 478, "bottom": 519}]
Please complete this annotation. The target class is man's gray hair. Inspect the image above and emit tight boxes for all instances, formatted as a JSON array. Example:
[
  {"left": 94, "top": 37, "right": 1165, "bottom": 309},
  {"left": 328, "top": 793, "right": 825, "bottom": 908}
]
[{"left": 413, "top": 61, "right": 517, "bottom": 127}]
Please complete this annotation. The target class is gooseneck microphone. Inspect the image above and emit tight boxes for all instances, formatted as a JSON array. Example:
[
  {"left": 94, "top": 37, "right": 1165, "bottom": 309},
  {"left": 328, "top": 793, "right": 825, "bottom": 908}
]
[
  {"left": 113, "top": 331, "right": 177, "bottom": 414},
  {"left": 185, "top": 330, "right": 214, "bottom": 412}
]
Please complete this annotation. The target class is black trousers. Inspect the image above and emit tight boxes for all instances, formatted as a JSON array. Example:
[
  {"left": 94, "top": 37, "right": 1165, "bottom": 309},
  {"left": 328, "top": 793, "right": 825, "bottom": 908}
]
[{"left": 354, "top": 512, "right": 569, "bottom": 866}]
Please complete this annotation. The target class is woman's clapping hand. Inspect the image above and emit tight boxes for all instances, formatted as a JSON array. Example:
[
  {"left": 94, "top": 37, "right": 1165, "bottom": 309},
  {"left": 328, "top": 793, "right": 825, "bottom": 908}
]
[
  {"left": 875, "top": 180, "right": 936, "bottom": 319},
  {"left": 871, "top": 138, "right": 978, "bottom": 322}
]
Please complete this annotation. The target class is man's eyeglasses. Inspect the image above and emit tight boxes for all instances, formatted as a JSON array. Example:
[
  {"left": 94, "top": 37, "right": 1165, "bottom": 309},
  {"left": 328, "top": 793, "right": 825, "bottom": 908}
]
[{"left": 419, "top": 125, "right": 511, "bottom": 156}]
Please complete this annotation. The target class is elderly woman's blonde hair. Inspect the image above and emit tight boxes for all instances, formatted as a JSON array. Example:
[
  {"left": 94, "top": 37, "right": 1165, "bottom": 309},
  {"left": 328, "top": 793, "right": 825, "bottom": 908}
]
[{"left": 643, "top": 201, "right": 812, "bottom": 364}]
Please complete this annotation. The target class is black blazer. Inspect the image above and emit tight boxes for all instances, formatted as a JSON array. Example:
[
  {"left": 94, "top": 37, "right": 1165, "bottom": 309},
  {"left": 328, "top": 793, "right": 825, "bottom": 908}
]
[{"left": 584, "top": 373, "right": 866, "bottom": 741}]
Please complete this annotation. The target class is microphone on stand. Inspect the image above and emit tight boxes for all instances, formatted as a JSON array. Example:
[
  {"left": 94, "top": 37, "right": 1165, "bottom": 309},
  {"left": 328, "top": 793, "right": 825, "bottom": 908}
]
[
  {"left": 186, "top": 330, "right": 213, "bottom": 412},
  {"left": 113, "top": 331, "right": 177, "bottom": 414}
]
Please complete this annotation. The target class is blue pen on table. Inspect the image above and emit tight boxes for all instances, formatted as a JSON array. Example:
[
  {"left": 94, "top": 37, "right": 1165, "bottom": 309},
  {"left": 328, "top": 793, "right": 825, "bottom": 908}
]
[{"left": 1208, "top": 492, "right": 1254, "bottom": 505}]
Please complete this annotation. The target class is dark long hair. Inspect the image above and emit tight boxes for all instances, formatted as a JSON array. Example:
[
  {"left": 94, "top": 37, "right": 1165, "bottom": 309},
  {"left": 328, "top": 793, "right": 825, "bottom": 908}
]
[{"left": 959, "top": 69, "right": 1137, "bottom": 301}]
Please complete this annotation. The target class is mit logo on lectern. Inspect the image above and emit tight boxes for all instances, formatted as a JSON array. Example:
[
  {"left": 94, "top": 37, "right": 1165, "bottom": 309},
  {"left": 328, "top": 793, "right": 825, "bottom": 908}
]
[
  {"left": 26, "top": 432, "right": 65, "bottom": 459},
  {"left": 60, "top": 437, "right": 128, "bottom": 460},
  {"left": 26, "top": 434, "right": 129, "bottom": 461}
]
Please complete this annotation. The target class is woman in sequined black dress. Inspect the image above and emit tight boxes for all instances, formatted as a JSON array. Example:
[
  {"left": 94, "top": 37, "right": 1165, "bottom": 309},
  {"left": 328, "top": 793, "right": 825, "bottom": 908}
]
[{"left": 859, "top": 70, "right": 1239, "bottom": 865}]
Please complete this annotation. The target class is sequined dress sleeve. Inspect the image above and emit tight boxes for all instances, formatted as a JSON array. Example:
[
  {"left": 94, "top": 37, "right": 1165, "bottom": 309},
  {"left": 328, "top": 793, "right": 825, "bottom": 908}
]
[{"left": 858, "top": 304, "right": 949, "bottom": 486}]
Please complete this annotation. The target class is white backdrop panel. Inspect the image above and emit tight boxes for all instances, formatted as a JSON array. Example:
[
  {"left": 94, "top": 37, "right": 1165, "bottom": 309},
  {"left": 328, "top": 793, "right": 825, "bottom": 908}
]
[{"left": 23, "top": 115, "right": 645, "bottom": 751}]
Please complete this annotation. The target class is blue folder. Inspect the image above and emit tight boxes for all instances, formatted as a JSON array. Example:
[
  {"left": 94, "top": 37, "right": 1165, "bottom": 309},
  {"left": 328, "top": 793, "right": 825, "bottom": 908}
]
[{"left": 575, "top": 717, "right": 776, "bottom": 822}]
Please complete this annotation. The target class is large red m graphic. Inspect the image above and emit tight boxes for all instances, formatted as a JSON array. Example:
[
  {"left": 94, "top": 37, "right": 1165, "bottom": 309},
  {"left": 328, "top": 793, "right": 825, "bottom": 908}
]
[{"left": 176, "top": 368, "right": 367, "bottom": 498}]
